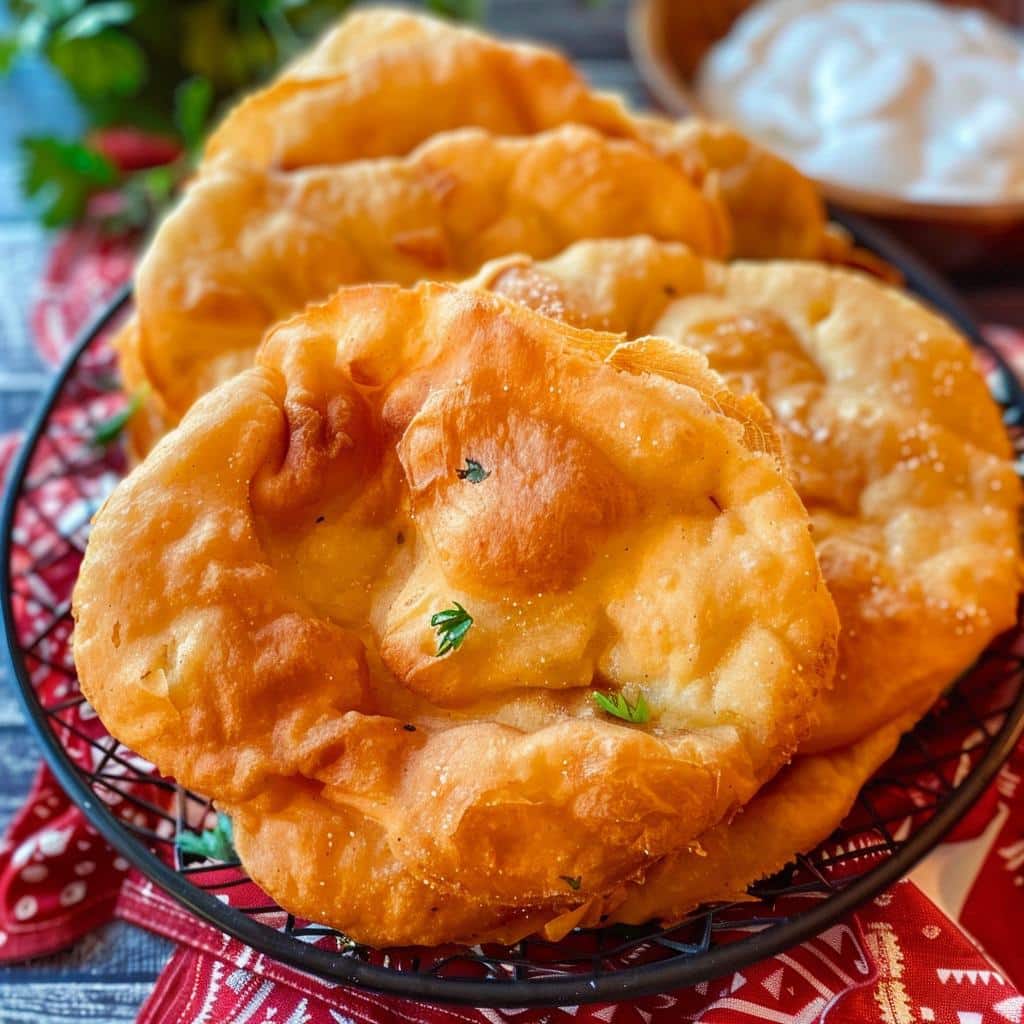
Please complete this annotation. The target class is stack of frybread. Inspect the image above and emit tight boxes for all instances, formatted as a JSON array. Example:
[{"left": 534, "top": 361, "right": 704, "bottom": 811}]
[{"left": 71, "top": 9, "right": 1021, "bottom": 948}]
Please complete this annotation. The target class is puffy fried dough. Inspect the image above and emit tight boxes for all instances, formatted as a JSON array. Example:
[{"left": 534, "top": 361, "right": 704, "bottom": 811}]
[
  {"left": 74, "top": 283, "right": 838, "bottom": 945},
  {"left": 203, "top": 6, "right": 634, "bottom": 171},
  {"left": 202, "top": 7, "right": 830, "bottom": 261},
  {"left": 230, "top": 717, "right": 910, "bottom": 946},
  {"left": 601, "top": 712, "right": 917, "bottom": 927},
  {"left": 477, "top": 239, "right": 1021, "bottom": 753},
  {"left": 224, "top": 784, "right": 557, "bottom": 949},
  {"left": 120, "top": 7, "right": 853, "bottom": 454},
  {"left": 630, "top": 116, "right": 830, "bottom": 261},
  {"left": 119, "top": 125, "right": 728, "bottom": 452}
]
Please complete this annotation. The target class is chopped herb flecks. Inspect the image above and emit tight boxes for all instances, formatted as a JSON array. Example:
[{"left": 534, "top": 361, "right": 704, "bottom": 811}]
[
  {"left": 456, "top": 458, "right": 490, "bottom": 483},
  {"left": 560, "top": 875, "right": 582, "bottom": 891},
  {"left": 92, "top": 388, "right": 146, "bottom": 446},
  {"left": 176, "top": 812, "right": 236, "bottom": 862},
  {"left": 592, "top": 690, "right": 650, "bottom": 724},
  {"left": 431, "top": 601, "right": 473, "bottom": 657}
]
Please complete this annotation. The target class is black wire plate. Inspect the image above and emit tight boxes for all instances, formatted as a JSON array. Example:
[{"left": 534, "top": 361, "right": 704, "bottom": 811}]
[{"left": 3, "top": 226, "right": 1024, "bottom": 1006}]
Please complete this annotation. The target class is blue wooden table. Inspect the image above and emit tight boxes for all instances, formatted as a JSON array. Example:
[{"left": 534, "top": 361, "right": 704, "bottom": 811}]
[{"left": 0, "top": 2, "right": 639, "bottom": 1019}]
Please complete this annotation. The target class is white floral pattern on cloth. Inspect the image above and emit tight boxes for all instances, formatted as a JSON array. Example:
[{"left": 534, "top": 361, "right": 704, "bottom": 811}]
[
  {"left": 0, "top": 762, "right": 126, "bottom": 959},
  {"left": 127, "top": 882, "right": 1024, "bottom": 1024},
  {"left": 29, "top": 227, "right": 136, "bottom": 368},
  {"left": 2, "top": 224, "right": 1024, "bottom": 1023}
]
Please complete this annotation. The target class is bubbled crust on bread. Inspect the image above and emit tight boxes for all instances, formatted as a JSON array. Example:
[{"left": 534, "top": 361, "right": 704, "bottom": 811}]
[
  {"left": 631, "top": 116, "right": 829, "bottom": 261},
  {"left": 202, "top": 7, "right": 637, "bottom": 170},
  {"left": 479, "top": 238, "right": 1022, "bottom": 753},
  {"left": 201, "top": 7, "right": 830, "bottom": 261},
  {"left": 74, "top": 283, "right": 838, "bottom": 944},
  {"left": 597, "top": 712, "right": 917, "bottom": 928},
  {"left": 118, "top": 7, "right": 851, "bottom": 455},
  {"left": 118, "top": 125, "right": 729, "bottom": 452}
]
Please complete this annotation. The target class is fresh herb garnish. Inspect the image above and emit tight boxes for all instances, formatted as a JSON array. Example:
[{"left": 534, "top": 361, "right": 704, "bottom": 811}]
[
  {"left": 431, "top": 601, "right": 473, "bottom": 657},
  {"left": 174, "top": 75, "right": 214, "bottom": 156},
  {"left": 592, "top": 691, "right": 650, "bottom": 724},
  {"left": 176, "top": 812, "right": 236, "bottom": 862},
  {"left": 0, "top": 36, "right": 19, "bottom": 75},
  {"left": 20, "top": 136, "right": 118, "bottom": 228},
  {"left": 1, "top": 1, "right": 482, "bottom": 230},
  {"left": 456, "top": 458, "right": 490, "bottom": 483},
  {"left": 560, "top": 875, "right": 582, "bottom": 891},
  {"left": 427, "top": 0, "right": 485, "bottom": 19},
  {"left": 91, "top": 388, "right": 146, "bottom": 446}
]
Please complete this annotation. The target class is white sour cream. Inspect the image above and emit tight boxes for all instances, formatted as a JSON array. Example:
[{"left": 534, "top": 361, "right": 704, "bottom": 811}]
[{"left": 697, "top": 0, "right": 1024, "bottom": 202}]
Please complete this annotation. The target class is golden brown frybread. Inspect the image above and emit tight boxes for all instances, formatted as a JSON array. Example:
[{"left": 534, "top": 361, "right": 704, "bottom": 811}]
[
  {"left": 201, "top": 6, "right": 832, "bottom": 262},
  {"left": 116, "top": 5, "right": 851, "bottom": 452},
  {"left": 74, "top": 283, "right": 839, "bottom": 946},
  {"left": 475, "top": 238, "right": 1021, "bottom": 754},
  {"left": 74, "top": 2, "right": 1020, "bottom": 950},
  {"left": 118, "top": 125, "right": 729, "bottom": 453},
  {"left": 460, "top": 239, "right": 1020, "bottom": 925},
  {"left": 601, "top": 710, "right": 920, "bottom": 926}
]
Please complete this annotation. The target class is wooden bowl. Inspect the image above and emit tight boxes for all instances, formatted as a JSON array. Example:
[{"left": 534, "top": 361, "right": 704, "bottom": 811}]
[{"left": 627, "top": 0, "right": 1024, "bottom": 274}]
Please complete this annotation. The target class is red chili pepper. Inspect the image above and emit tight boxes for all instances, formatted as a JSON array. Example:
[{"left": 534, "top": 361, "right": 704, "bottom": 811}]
[{"left": 88, "top": 128, "right": 182, "bottom": 172}]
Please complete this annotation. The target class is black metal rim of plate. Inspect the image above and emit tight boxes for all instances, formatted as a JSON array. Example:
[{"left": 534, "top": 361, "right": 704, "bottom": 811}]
[{"left": 3, "top": 223, "right": 1024, "bottom": 1007}]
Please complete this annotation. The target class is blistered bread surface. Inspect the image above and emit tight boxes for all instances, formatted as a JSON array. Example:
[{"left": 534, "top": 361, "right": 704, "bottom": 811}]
[
  {"left": 479, "top": 239, "right": 1021, "bottom": 753},
  {"left": 74, "top": 283, "right": 838, "bottom": 945},
  {"left": 120, "top": 125, "right": 729, "bottom": 449},
  {"left": 118, "top": 6, "right": 843, "bottom": 453},
  {"left": 203, "top": 6, "right": 829, "bottom": 264}
]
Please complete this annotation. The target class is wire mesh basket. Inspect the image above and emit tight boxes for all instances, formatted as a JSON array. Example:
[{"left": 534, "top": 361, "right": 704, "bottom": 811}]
[{"left": 3, "top": 214, "right": 1024, "bottom": 1007}]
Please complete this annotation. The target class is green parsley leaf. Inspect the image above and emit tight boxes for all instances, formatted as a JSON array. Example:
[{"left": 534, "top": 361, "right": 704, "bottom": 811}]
[
  {"left": 181, "top": 4, "right": 277, "bottom": 91},
  {"left": 0, "top": 34, "right": 21, "bottom": 74},
  {"left": 431, "top": 601, "right": 473, "bottom": 657},
  {"left": 259, "top": 5, "right": 303, "bottom": 58},
  {"left": 592, "top": 690, "right": 650, "bottom": 724},
  {"left": 560, "top": 875, "right": 582, "bottom": 891},
  {"left": 59, "top": 2, "right": 135, "bottom": 41},
  {"left": 426, "top": 0, "right": 485, "bottom": 20},
  {"left": 47, "top": 30, "right": 146, "bottom": 102},
  {"left": 176, "top": 812, "right": 236, "bottom": 862},
  {"left": 456, "top": 458, "right": 490, "bottom": 483},
  {"left": 91, "top": 388, "right": 146, "bottom": 446},
  {"left": 238, "top": 0, "right": 307, "bottom": 32},
  {"left": 175, "top": 75, "right": 213, "bottom": 155},
  {"left": 20, "top": 136, "right": 118, "bottom": 227}
]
